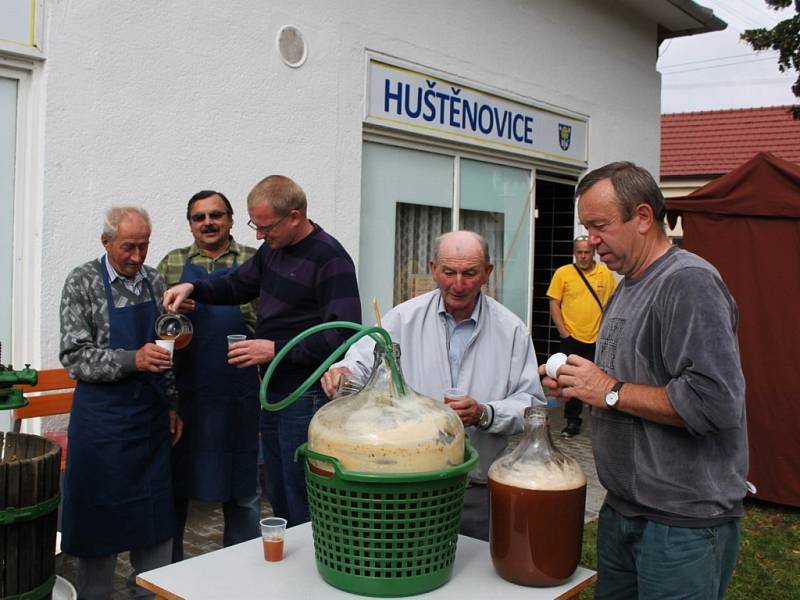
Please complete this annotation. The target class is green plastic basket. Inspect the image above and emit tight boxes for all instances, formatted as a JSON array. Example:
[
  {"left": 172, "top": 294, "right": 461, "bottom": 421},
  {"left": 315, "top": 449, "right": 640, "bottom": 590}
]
[{"left": 296, "top": 441, "right": 479, "bottom": 597}]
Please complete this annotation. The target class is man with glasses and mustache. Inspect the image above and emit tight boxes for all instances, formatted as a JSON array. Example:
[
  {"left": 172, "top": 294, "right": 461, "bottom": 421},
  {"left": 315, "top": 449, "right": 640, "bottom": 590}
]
[
  {"left": 547, "top": 234, "right": 616, "bottom": 437},
  {"left": 156, "top": 190, "right": 260, "bottom": 561},
  {"left": 163, "top": 175, "right": 361, "bottom": 528}
]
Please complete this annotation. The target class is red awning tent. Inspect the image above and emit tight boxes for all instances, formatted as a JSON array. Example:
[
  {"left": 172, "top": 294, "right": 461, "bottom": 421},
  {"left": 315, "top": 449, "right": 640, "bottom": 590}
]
[{"left": 666, "top": 151, "right": 800, "bottom": 507}]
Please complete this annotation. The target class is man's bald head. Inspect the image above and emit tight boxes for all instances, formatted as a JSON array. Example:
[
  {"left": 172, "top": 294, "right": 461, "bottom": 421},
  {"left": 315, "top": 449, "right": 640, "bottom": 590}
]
[{"left": 433, "top": 230, "right": 490, "bottom": 266}]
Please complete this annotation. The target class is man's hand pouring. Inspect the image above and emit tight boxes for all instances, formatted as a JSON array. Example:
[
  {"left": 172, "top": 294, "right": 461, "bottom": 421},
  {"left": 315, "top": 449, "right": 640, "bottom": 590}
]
[{"left": 162, "top": 282, "right": 195, "bottom": 313}]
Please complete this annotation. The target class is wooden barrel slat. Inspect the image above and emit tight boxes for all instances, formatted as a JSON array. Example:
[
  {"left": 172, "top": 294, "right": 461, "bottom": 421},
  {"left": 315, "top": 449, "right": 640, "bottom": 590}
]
[
  {"left": 40, "top": 451, "right": 54, "bottom": 587},
  {"left": 19, "top": 433, "right": 31, "bottom": 461},
  {"left": 43, "top": 444, "right": 60, "bottom": 586},
  {"left": 1, "top": 432, "right": 61, "bottom": 600},
  {"left": 6, "top": 459, "right": 20, "bottom": 595},
  {"left": 19, "top": 456, "right": 33, "bottom": 593},
  {"left": 28, "top": 435, "right": 46, "bottom": 461},
  {"left": 38, "top": 442, "right": 58, "bottom": 593},
  {"left": 40, "top": 454, "right": 49, "bottom": 586},
  {"left": 30, "top": 455, "right": 45, "bottom": 590},
  {"left": 0, "top": 435, "right": 6, "bottom": 507},
  {"left": 28, "top": 456, "right": 40, "bottom": 587},
  {"left": 17, "top": 434, "right": 28, "bottom": 460},
  {"left": 0, "top": 445, "right": 6, "bottom": 599},
  {"left": 5, "top": 432, "right": 17, "bottom": 462}
]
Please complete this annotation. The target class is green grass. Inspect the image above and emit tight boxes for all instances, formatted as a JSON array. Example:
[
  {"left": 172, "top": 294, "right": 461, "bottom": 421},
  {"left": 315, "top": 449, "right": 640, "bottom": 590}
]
[{"left": 576, "top": 498, "right": 800, "bottom": 599}]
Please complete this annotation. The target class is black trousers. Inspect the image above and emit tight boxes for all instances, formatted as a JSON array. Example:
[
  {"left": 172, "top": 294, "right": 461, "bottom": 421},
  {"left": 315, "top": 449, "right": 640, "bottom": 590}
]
[{"left": 560, "top": 336, "right": 596, "bottom": 423}]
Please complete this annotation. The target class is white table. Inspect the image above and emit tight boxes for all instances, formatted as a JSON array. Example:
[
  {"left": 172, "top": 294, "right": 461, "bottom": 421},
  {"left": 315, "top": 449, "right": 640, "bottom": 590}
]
[{"left": 138, "top": 522, "right": 596, "bottom": 600}]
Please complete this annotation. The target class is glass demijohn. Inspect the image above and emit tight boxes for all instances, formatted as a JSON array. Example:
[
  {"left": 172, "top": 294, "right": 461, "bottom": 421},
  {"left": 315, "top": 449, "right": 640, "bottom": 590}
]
[
  {"left": 307, "top": 343, "right": 465, "bottom": 473},
  {"left": 488, "top": 406, "right": 586, "bottom": 586}
]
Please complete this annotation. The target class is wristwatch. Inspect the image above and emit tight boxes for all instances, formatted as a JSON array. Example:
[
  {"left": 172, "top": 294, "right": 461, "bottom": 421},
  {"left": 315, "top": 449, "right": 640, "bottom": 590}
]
[
  {"left": 477, "top": 403, "right": 492, "bottom": 429},
  {"left": 605, "top": 381, "right": 625, "bottom": 410}
]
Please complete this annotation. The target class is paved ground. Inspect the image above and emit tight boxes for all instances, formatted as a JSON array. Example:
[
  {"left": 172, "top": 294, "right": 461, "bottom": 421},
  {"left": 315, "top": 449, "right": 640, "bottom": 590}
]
[{"left": 55, "top": 404, "right": 604, "bottom": 598}]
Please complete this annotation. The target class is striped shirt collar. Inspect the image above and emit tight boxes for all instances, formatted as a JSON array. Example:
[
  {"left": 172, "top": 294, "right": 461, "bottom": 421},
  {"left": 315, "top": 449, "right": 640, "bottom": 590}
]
[
  {"left": 185, "top": 236, "right": 242, "bottom": 260},
  {"left": 436, "top": 291, "right": 482, "bottom": 325},
  {"left": 101, "top": 253, "right": 147, "bottom": 294}
]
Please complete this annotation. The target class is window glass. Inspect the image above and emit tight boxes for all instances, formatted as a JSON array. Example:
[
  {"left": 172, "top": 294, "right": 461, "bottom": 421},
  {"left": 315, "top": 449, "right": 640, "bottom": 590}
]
[
  {"left": 359, "top": 142, "right": 452, "bottom": 319},
  {"left": 0, "top": 76, "right": 18, "bottom": 348},
  {"left": 459, "top": 158, "right": 531, "bottom": 322}
]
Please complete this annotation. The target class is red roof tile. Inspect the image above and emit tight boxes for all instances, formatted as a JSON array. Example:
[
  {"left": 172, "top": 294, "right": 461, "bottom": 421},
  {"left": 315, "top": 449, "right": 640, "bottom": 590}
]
[{"left": 661, "top": 106, "right": 800, "bottom": 177}]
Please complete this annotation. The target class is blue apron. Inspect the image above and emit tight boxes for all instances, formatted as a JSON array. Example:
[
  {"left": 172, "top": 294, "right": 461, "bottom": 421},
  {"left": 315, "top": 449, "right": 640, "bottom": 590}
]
[
  {"left": 62, "top": 257, "right": 174, "bottom": 557},
  {"left": 170, "top": 258, "right": 259, "bottom": 501}
]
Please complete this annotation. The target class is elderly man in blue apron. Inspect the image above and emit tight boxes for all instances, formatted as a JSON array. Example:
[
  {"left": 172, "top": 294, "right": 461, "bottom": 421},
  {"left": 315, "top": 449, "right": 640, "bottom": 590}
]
[
  {"left": 60, "top": 206, "right": 182, "bottom": 599},
  {"left": 157, "top": 190, "right": 260, "bottom": 561}
]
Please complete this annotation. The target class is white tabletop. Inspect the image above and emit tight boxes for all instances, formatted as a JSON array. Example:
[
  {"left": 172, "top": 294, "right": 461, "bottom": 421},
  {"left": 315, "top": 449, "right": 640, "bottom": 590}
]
[{"left": 138, "top": 522, "right": 595, "bottom": 600}]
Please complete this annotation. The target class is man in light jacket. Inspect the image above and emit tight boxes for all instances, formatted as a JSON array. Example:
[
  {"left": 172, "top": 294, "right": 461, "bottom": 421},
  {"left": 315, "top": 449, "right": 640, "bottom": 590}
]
[{"left": 322, "top": 230, "right": 545, "bottom": 541}]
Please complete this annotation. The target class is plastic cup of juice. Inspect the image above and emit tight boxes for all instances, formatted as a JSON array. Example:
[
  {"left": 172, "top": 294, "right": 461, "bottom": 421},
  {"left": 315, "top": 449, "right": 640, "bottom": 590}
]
[{"left": 260, "top": 517, "right": 287, "bottom": 562}]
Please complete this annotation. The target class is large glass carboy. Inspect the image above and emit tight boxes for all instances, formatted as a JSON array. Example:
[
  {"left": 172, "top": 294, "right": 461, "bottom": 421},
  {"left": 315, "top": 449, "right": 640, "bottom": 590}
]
[
  {"left": 307, "top": 343, "right": 464, "bottom": 473},
  {"left": 488, "top": 406, "right": 586, "bottom": 586}
]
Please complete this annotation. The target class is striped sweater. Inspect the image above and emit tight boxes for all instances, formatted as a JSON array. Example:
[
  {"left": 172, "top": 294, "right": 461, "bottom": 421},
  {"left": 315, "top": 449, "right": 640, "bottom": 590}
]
[{"left": 190, "top": 223, "right": 362, "bottom": 392}]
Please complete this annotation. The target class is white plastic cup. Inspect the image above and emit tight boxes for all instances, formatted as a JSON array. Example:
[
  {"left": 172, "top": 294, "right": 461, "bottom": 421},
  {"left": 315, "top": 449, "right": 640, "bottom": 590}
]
[
  {"left": 443, "top": 387, "right": 467, "bottom": 404},
  {"left": 155, "top": 339, "right": 174, "bottom": 369},
  {"left": 545, "top": 353, "right": 568, "bottom": 379},
  {"left": 260, "top": 517, "right": 287, "bottom": 562},
  {"left": 227, "top": 334, "right": 247, "bottom": 347}
]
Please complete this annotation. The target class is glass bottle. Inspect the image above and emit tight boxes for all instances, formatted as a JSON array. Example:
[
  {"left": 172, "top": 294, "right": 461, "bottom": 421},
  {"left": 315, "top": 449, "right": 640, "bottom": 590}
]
[
  {"left": 155, "top": 312, "right": 194, "bottom": 349},
  {"left": 488, "top": 406, "right": 586, "bottom": 586},
  {"left": 307, "top": 342, "right": 464, "bottom": 473}
]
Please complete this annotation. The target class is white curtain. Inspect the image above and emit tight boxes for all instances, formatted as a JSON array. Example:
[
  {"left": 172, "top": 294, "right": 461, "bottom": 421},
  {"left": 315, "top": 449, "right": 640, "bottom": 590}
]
[{"left": 394, "top": 203, "right": 503, "bottom": 305}]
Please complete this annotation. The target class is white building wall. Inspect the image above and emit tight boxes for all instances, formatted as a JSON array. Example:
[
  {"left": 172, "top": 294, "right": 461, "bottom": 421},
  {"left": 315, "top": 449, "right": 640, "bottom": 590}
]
[{"left": 33, "top": 0, "right": 660, "bottom": 367}]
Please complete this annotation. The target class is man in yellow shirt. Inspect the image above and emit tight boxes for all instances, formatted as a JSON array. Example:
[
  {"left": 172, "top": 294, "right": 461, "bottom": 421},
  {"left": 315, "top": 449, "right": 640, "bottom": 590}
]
[{"left": 547, "top": 235, "right": 617, "bottom": 437}]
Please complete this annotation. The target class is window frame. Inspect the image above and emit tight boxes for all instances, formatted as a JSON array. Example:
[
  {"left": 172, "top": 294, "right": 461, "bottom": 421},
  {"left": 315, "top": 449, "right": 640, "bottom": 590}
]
[{"left": 0, "top": 58, "right": 44, "bottom": 368}]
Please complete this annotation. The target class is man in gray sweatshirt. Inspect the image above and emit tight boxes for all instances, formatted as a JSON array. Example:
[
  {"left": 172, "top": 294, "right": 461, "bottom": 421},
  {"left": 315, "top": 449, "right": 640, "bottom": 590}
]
[{"left": 541, "top": 162, "right": 747, "bottom": 600}]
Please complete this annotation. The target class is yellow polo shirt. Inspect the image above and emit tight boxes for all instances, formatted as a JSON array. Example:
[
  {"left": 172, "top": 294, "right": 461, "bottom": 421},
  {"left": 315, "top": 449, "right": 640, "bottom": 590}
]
[{"left": 547, "top": 262, "right": 617, "bottom": 343}]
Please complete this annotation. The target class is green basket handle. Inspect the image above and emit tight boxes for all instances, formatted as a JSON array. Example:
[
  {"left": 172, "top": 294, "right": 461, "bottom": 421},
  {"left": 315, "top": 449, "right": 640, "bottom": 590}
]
[{"left": 295, "top": 440, "right": 479, "bottom": 483}]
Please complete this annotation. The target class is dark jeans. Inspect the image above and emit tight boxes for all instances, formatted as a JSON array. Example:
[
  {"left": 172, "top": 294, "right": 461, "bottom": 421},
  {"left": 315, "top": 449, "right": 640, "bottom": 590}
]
[
  {"left": 76, "top": 538, "right": 172, "bottom": 600},
  {"left": 460, "top": 483, "right": 489, "bottom": 541},
  {"left": 560, "top": 336, "right": 595, "bottom": 423},
  {"left": 259, "top": 389, "right": 327, "bottom": 527},
  {"left": 595, "top": 504, "right": 741, "bottom": 599}
]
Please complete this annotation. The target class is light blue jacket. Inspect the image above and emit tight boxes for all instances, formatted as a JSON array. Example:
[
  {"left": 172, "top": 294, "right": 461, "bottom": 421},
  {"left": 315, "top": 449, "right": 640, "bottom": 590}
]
[{"left": 334, "top": 290, "right": 545, "bottom": 482}]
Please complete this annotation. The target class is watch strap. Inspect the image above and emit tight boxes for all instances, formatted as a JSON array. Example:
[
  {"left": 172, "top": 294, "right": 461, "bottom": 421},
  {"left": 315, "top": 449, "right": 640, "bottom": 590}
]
[
  {"left": 478, "top": 403, "right": 494, "bottom": 430},
  {"left": 605, "top": 381, "right": 624, "bottom": 410}
]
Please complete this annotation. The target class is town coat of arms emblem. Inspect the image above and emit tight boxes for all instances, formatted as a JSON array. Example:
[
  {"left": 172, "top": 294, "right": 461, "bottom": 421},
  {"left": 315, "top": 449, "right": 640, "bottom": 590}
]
[{"left": 558, "top": 123, "right": 572, "bottom": 151}]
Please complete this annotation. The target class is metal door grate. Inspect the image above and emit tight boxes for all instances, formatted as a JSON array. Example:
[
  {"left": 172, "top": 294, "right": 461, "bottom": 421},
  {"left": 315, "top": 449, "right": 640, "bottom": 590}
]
[{"left": 532, "top": 178, "right": 577, "bottom": 367}]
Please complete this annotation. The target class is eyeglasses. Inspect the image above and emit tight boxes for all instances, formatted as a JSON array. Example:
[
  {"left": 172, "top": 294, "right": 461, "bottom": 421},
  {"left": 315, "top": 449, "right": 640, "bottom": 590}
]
[
  {"left": 190, "top": 210, "right": 230, "bottom": 223},
  {"left": 247, "top": 212, "right": 291, "bottom": 235}
]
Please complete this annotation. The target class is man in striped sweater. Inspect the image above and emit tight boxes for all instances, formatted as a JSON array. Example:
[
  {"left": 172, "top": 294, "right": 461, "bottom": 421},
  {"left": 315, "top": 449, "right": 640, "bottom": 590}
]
[{"left": 163, "top": 175, "right": 361, "bottom": 526}]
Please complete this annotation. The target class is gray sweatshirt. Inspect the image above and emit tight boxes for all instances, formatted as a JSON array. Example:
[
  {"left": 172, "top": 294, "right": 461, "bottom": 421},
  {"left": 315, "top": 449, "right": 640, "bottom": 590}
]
[{"left": 593, "top": 247, "right": 748, "bottom": 525}]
